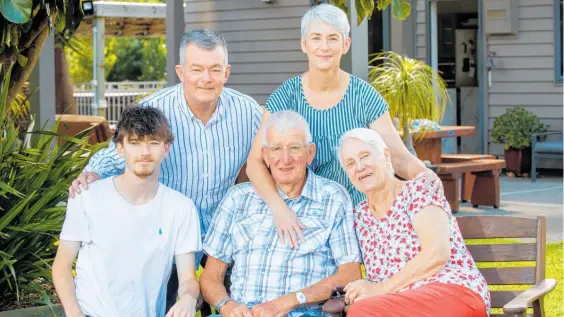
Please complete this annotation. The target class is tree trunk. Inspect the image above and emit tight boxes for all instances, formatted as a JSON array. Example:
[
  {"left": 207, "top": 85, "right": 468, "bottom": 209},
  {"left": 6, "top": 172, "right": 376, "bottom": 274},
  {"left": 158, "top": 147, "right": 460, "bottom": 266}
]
[
  {"left": 402, "top": 124, "right": 418, "bottom": 157},
  {"left": 55, "top": 47, "right": 77, "bottom": 114},
  {"left": 6, "top": 17, "right": 49, "bottom": 108}
]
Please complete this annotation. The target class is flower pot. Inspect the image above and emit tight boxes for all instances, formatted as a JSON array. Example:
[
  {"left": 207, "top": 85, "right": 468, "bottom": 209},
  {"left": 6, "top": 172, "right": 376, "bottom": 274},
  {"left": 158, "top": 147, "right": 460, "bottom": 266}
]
[
  {"left": 0, "top": 304, "right": 62, "bottom": 317},
  {"left": 504, "top": 147, "right": 531, "bottom": 176}
]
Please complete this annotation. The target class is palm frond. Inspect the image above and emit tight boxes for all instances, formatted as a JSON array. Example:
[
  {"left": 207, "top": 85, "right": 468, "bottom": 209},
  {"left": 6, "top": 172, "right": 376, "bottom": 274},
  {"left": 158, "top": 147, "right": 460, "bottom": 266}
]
[{"left": 368, "top": 51, "right": 450, "bottom": 139}]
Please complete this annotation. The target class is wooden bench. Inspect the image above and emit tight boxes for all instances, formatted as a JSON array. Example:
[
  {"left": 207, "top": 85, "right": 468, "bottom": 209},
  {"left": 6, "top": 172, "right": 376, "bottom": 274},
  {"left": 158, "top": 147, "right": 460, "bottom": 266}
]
[
  {"left": 457, "top": 215, "right": 557, "bottom": 317},
  {"left": 531, "top": 132, "right": 563, "bottom": 182},
  {"left": 436, "top": 159, "right": 506, "bottom": 212},
  {"left": 441, "top": 154, "right": 496, "bottom": 202},
  {"left": 324, "top": 215, "right": 557, "bottom": 316}
]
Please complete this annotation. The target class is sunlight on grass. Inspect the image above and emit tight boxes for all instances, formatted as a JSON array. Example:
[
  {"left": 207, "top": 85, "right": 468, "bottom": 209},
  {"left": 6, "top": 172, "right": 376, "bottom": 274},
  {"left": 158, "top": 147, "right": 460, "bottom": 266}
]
[{"left": 466, "top": 239, "right": 563, "bottom": 316}]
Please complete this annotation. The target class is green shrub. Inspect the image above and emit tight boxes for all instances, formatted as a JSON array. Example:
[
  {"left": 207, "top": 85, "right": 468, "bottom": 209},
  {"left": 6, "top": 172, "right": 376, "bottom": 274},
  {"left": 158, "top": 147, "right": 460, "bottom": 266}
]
[
  {"left": 0, "top": 63, "right": 102, "bottom": 307},
  {"left": 491, "top": 106, "right": 549, "bottom": 150}
]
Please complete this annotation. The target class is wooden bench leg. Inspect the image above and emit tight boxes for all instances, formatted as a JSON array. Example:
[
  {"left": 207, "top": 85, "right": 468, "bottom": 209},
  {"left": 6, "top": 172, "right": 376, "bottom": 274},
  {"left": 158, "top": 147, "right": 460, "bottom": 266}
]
[
  {"left": 470, "top": 169, "right": 501, "bottom": 209},
  {"left": 439, "top": 173, "right": 460, "bottom": 213},
  {"left": 461, "top": 172, "right": 475, "bottom": 202}
]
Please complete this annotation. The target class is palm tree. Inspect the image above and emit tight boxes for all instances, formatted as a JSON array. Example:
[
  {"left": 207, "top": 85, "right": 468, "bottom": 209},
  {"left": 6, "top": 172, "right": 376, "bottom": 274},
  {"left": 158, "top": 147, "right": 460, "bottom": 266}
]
[{"left": 368, "top": 51, "right": 449, "bottom": 158}]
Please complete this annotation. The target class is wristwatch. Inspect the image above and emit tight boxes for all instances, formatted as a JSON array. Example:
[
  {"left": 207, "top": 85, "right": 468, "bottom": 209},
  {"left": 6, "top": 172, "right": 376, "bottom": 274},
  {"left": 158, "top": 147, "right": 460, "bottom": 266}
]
[
  {"left": 215, "top": 297, "right": 233, "bottom": 313},
  {"left": 295, "top": 291, "right": 307, "bottom": 305}
]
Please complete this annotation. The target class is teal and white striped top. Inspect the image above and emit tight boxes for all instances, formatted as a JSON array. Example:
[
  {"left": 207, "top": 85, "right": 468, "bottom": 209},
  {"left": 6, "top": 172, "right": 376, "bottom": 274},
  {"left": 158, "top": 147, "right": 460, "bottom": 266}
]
[{"left": 265, "top": 74, "right": 389, "bottom": 206}]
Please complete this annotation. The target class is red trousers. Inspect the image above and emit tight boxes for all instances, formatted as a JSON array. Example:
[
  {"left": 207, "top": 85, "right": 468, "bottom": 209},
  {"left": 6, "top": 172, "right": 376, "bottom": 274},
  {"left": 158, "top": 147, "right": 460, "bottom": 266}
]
[{"left": 346, "top": 282, "right": 488, "bottom": 317}]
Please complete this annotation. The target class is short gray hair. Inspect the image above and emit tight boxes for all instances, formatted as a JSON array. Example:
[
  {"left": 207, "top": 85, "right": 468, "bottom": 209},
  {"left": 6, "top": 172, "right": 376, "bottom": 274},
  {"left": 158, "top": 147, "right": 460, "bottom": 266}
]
[
  {"left": 262, "top": 111, "right": 313, "bottom": 146},
  {"left": 179, "top": 29, "right": 228, "bottom": 65},
  {"left": 301, "top": 3, "right": 350, "bottom": 40},
  {"left": 338, "top": 128, "right": 388, "bottom": 167}
]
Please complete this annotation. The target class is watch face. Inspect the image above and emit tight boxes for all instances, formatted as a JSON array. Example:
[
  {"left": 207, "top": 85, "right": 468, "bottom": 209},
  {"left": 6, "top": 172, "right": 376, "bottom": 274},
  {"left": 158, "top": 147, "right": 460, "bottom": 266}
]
[{"left": 297, "top": 292, "right": 307, "bottom": 304}]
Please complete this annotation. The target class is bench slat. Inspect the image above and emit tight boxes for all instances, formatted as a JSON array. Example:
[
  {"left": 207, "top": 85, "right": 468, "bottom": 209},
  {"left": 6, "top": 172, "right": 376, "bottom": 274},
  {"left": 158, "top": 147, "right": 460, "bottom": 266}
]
[
  {"left": 491, "top": 291, "right": 532, "bottom": 309},
  {"left": 437, "top": 159, "right": 506, "bottom": 174},
  {"left": 479, "top": 267, "right": 536, "bottom": 285},
  {"left": 467, "top": 244, "right": 537, "bottom": 262},
  {"left": 441, "top": 154, "right": 495, "bottom": 163},
  {"left": 457, "top": 216, "right": 538, "bottom": 238}
]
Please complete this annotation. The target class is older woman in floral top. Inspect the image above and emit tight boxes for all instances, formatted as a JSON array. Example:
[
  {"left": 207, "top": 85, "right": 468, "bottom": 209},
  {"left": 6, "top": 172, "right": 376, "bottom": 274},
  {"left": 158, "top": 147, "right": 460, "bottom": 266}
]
[{"left": 337, "top": 128, "right": 490, "bottom": 317}]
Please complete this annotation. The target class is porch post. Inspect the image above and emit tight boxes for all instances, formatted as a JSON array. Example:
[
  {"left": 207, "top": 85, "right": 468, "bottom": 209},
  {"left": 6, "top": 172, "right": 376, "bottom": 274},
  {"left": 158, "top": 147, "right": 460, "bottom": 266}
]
[
  {"left": 166, "top": 0, "right": 184, "bottom": 86},
  {"left": 478, "top": 0, "right": 487, "bottom": 154},
  {"left": 29, "top": 32, "right": 56, "bottom": 130},
  {"left": 92, "top": 16, "right": 107, "bottom": 118},
  {"left": 429, "top": 1, "right": 438, "bottom": 71},
  {"left": 341, "top": 0, "right": 369, "bottom": 80}
]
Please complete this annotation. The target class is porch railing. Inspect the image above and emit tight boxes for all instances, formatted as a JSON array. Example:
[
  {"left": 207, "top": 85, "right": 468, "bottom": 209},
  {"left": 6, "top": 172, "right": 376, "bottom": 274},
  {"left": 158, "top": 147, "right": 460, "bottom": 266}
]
[{"left": 73, "top": 81, "right": 166, "bottom": 124}]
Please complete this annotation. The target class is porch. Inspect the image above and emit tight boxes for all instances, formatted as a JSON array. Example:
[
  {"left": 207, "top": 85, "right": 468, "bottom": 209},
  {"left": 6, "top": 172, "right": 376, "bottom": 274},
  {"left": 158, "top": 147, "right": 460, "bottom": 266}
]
[{"left": 72, "top": 81, "right": 166, "bottom": 125}]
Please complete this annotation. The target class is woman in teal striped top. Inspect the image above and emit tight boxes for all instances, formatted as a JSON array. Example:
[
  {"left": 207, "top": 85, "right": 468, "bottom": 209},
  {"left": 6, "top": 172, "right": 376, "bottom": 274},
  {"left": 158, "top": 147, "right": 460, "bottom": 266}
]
[{"left": 246, "top": 3, "right": 439, "bottom": 247}]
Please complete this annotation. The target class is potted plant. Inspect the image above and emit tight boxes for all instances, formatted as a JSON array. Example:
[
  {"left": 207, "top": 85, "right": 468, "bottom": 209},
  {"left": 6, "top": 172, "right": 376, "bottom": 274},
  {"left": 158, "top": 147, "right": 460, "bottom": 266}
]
[
  {"left": 491, "top": 106, "right": 549, "bottom": 176},
  {"left": 368, "top": 51, "right": 449, "bottom": 161}
]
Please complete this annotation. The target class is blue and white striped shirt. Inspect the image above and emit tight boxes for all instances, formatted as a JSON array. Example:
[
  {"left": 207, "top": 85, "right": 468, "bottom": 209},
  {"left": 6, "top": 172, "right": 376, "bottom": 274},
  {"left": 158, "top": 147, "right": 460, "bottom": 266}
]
[
  {"left": 265, "top": 75, "right": 389, "bottom": 206},
  {"left": 203, "top": 170, "right": 361, "bottom": 317},
  {"left": 84, "top": 84, "right": 263, "bottom": 240}
]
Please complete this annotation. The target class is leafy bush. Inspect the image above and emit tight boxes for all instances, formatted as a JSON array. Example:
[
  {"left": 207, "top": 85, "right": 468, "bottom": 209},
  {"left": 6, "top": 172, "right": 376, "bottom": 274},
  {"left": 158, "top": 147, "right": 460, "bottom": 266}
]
[
  {"left": 0, "top": 63, "right": 101, "bottom": 308},
  {"left": 491, "top": 106, "right": 549, "bottom": 150}
]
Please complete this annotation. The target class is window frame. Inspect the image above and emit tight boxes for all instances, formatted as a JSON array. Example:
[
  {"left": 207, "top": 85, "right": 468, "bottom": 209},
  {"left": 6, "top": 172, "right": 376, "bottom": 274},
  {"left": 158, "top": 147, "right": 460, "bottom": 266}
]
[{"left": 555, "top": 0, "right": 563, "bottom": 82}]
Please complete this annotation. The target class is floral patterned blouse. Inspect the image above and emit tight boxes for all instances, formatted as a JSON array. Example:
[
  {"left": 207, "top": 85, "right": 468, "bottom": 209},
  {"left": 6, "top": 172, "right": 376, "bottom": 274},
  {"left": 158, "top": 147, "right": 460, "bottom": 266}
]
[{"left": 353, "top": 178, "right": 490, "bottom": 312}]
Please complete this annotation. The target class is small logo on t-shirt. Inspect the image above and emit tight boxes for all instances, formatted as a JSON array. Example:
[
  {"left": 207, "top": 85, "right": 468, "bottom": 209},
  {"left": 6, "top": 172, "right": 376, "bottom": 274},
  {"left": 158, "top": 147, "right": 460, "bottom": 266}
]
[{"left": 158, "top": 228, "right": 163, "bottom": 236}]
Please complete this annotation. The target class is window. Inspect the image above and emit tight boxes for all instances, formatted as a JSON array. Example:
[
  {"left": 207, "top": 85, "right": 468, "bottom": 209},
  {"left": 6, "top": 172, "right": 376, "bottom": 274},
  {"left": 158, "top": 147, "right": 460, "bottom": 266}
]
[{"left": 556, "top": 0, "right": 563, "bottom": 81}]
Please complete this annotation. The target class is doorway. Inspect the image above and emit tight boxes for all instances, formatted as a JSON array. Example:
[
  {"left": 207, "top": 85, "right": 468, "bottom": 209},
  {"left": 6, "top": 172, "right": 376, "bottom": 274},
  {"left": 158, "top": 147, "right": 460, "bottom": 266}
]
[
  {"left": 368, "top": 9, "right": 389, "bottom": 66},
  {"left": 432, "top": 0, "right": 482, "bottom": 154}
]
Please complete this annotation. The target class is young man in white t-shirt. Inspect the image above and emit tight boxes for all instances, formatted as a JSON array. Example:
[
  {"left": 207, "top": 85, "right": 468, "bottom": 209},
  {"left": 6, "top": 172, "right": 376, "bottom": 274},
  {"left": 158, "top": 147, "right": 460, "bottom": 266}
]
[{"left": 52, "top": 107, "right": 201, "bottom": 317}]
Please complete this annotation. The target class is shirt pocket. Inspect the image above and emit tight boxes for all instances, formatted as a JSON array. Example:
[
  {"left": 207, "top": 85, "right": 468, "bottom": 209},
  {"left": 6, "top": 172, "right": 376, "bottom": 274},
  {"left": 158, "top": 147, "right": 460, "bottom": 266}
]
[
  {"left": 233, "top": 213, "right": 265, "bottom": 251},
  {"left": 296, "top": 216, "right": 330, "bottom": 254}
]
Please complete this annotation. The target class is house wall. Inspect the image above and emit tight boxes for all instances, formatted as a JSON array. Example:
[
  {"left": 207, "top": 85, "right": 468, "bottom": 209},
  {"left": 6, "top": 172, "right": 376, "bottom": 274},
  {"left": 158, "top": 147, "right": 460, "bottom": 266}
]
[
  {"left": 183, "top": 0, "right": 310, "bottom": 105},
  {"left": 415, "top": 0, "right": 563, "bottom": 169},
  {"left": 486, "top": 0, "right": 563, "bottom": 168},
  {"left": 415, "top": 0, "right": 427, "bottom": 61}
]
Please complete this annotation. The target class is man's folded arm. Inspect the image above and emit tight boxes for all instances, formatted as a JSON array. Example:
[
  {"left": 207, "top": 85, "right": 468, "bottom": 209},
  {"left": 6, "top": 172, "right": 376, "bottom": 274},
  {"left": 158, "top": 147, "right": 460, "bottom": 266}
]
[
  {"left": 175, "top": 252, "right": 200, "bottom": 303},
  {"left": 200, "top": 190, "right": 237, "bottom": 308},
  {"left": 298, "top": 262, "right": 361, "bottom": 305},
  {"left": 299, "top": 194, "right": 362, "bottom": 304},
  {"left": 52, "top": 240, "right": 85, "bottom": 317},
  {"left": 199, "top": 256, "right": 231, "bottom": 308}
]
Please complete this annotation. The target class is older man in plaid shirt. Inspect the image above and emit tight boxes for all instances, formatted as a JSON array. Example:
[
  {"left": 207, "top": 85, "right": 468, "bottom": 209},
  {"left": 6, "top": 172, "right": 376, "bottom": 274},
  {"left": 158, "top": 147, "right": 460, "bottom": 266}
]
[{"left": 200, "top": 111, "right": 362, "bottom": 317}]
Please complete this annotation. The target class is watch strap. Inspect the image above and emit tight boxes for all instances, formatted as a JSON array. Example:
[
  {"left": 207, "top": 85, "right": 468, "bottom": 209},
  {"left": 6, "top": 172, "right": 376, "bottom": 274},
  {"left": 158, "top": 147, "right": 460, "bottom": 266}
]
[{"left": 215, "top": 297, "right": 233, "bottom": 312}]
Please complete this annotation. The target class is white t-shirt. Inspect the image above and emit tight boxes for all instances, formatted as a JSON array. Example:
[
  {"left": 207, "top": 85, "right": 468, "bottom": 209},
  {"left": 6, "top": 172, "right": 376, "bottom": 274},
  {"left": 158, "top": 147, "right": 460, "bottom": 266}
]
[{"left": 60, "top": 177, "right": 201, "bottom": 317}]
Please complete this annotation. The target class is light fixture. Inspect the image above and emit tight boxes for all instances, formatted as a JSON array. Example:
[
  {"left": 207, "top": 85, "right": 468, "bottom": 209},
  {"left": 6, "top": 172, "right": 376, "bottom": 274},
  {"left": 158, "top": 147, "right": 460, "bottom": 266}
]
[{"left": 82, "top": 0, "right": 94, "bottom": 16}]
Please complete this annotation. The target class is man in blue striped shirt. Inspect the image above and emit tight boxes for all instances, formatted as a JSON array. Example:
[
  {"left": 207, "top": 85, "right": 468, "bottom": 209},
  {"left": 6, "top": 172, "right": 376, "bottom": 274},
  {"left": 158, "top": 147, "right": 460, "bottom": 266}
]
[
  {"left": 68, "top": 29, "right": 263, "bottom": 311},
  {"left": 200, "top": 111, "right": 362, "bottom": 317}
]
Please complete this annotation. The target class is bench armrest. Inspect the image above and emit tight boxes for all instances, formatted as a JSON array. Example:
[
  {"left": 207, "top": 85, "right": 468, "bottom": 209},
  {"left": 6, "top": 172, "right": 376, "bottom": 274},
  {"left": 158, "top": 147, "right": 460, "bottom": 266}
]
[{"left": 503, "top": 279, "right": 557, "bottom": 314}]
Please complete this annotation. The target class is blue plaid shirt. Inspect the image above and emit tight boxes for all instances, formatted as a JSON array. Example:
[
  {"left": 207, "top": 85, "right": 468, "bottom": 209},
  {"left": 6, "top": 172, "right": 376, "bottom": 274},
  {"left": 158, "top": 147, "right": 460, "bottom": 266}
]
[{"left": 203, "top": 170, "right": 362, "bottom": 317}]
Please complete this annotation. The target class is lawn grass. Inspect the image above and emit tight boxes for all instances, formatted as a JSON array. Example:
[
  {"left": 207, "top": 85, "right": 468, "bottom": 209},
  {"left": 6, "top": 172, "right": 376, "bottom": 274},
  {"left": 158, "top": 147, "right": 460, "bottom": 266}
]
[{"left": 465, "top": 239, "right": 563, "bottom": 316}]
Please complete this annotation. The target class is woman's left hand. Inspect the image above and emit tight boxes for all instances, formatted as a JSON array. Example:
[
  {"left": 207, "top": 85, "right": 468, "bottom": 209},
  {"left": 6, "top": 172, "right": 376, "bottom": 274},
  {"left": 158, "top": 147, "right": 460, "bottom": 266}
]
[
  {"left": 416, "top": 168, "right": 444, "bottom": 196},
  {"left": 343, "top": 279, "right": 389, "bottom": 304}
]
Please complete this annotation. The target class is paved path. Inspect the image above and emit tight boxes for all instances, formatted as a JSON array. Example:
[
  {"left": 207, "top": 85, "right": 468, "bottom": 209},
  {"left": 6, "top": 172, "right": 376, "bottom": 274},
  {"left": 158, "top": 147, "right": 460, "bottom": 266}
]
[{"left": 454, "top": 176, "right": 563, "bottom": 242}]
